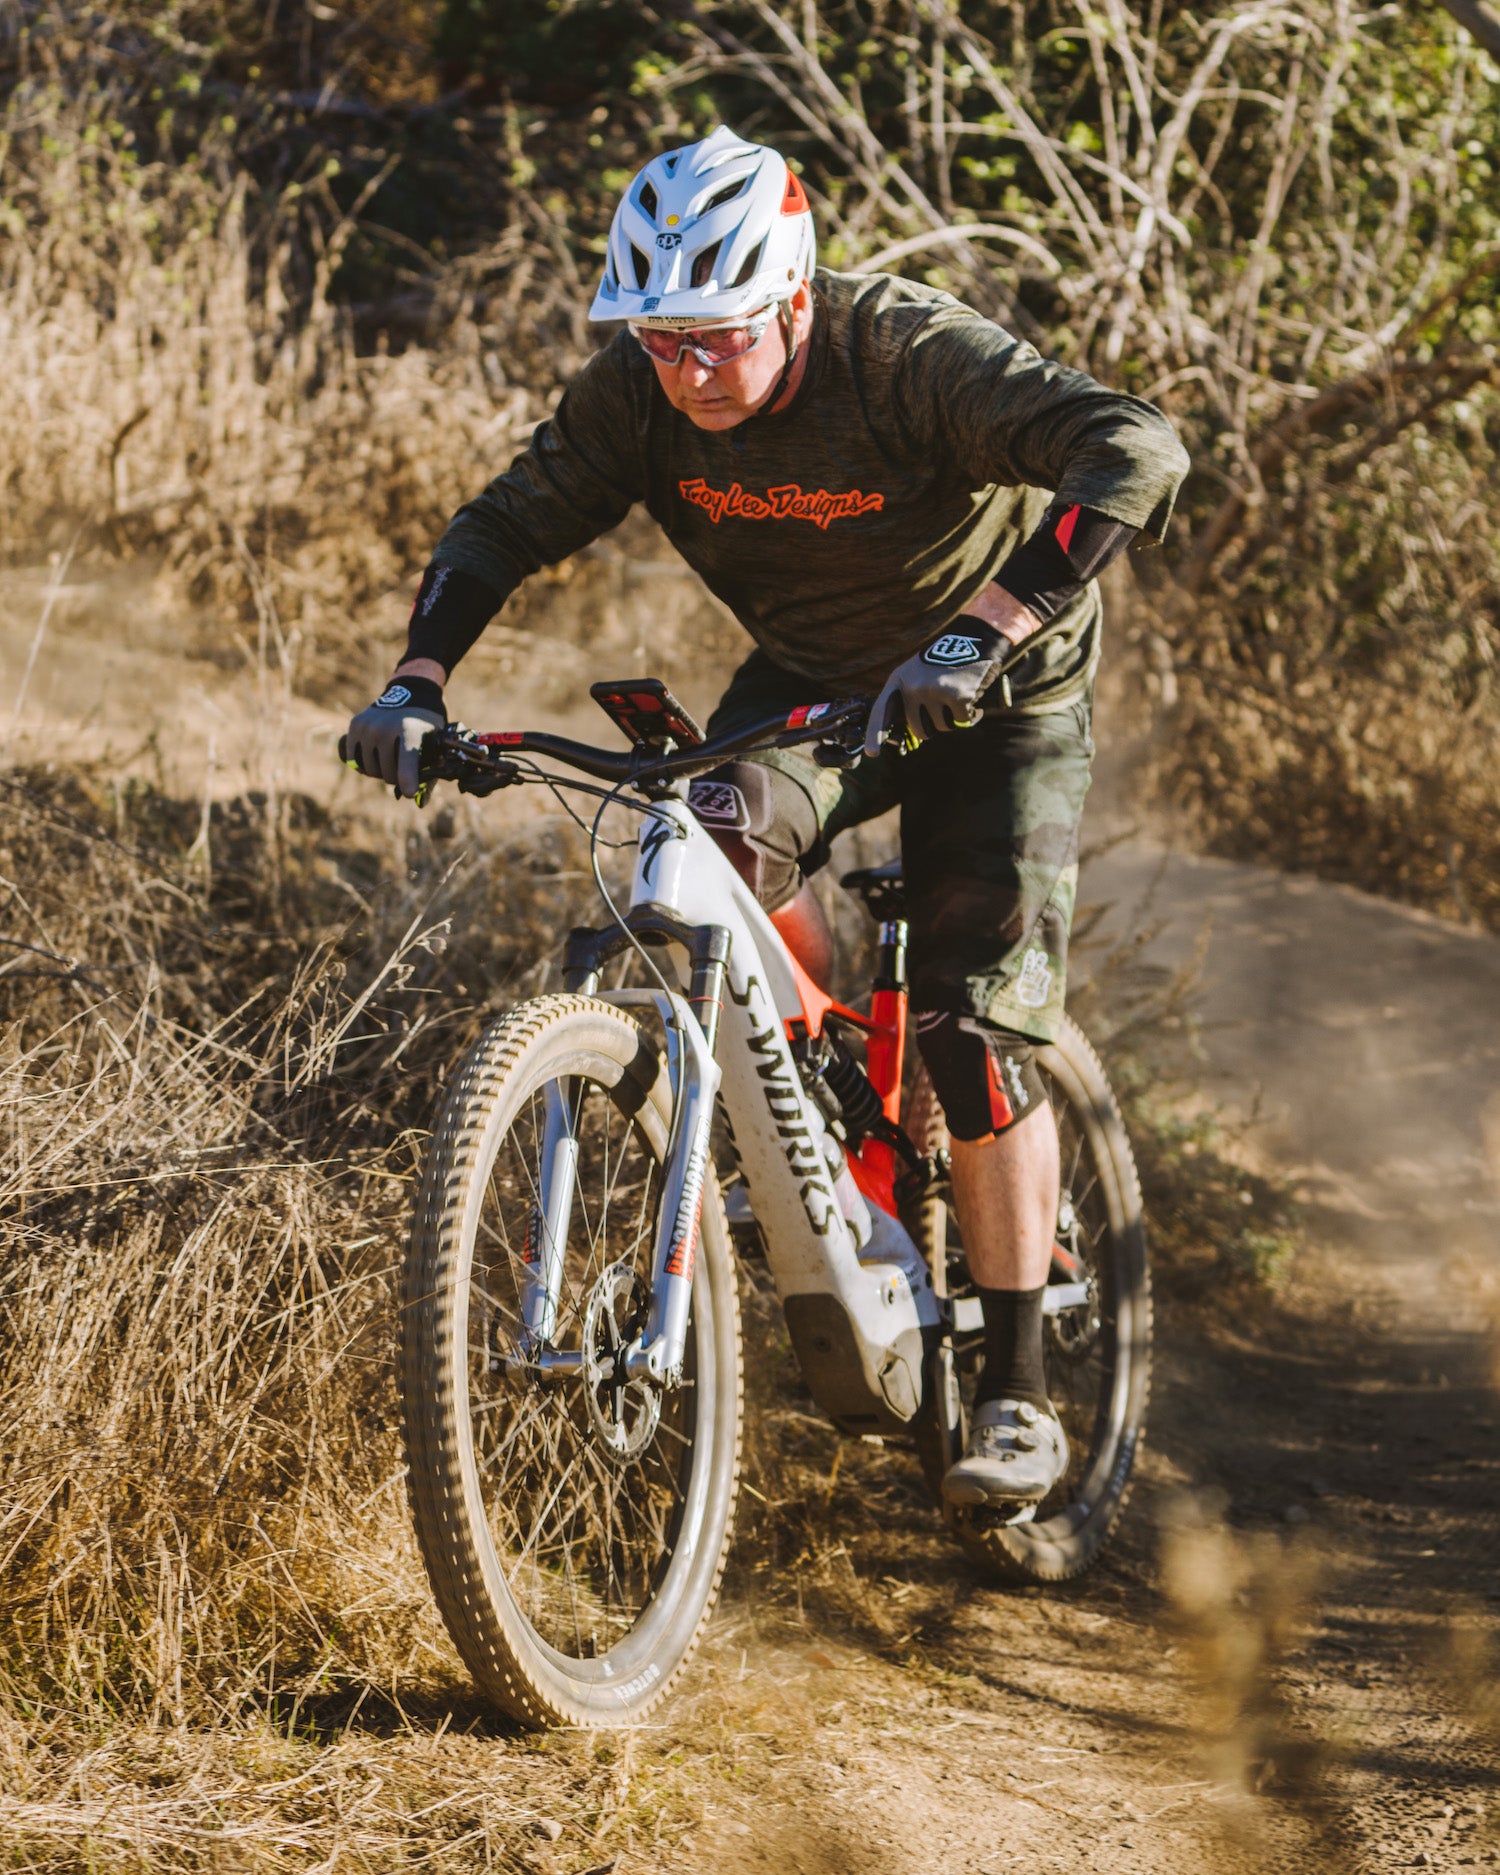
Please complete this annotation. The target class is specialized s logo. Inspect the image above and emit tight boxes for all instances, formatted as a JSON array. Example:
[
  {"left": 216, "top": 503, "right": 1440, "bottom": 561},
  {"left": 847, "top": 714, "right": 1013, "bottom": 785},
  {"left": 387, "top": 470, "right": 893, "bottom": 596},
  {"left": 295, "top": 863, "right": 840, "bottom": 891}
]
[
  {"left": 679, "top": 478, "right": 885, "bottom": 530},
  {"left": 639, "top": 811, "right": 684, "bottom": 884}
]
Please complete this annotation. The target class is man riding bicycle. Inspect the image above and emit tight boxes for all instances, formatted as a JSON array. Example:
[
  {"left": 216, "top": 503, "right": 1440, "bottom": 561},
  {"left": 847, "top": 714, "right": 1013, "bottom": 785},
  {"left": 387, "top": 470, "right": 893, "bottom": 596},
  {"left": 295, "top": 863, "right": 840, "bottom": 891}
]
[{"left": 345, "top": 126, "right": 1189, "bottom": 1513}]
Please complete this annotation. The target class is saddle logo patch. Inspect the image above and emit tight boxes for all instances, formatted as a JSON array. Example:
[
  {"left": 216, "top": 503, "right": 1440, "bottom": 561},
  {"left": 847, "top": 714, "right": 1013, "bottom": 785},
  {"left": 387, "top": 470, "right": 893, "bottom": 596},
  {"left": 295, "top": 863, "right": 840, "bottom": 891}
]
[
  {"left": 1015, "top": 947, "right": 1054, "bottom": 1010},
  {"left": 923, "top": 634, "right": 982, "bottom": 666},
  {"left": 687, "top": 779, "right": 750, "bottom": 829},
  {"left": 678, "top": 477, "right": 885, "bottom": 530}
]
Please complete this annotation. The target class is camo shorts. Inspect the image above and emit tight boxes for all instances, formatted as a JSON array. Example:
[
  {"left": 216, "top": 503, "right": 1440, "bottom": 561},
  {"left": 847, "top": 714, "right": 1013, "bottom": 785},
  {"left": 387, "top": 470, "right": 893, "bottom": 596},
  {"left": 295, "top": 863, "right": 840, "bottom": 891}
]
[{"left": 700, "top": 649, "right": 1094, "bottom": 1044}]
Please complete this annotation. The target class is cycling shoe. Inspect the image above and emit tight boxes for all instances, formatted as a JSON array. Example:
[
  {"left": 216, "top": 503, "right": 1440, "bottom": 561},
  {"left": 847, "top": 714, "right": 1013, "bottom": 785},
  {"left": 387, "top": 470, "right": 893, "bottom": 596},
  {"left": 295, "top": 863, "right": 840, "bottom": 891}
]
[{"left": 941, "top": 1399, "right": 1069, "bottom": 1509}]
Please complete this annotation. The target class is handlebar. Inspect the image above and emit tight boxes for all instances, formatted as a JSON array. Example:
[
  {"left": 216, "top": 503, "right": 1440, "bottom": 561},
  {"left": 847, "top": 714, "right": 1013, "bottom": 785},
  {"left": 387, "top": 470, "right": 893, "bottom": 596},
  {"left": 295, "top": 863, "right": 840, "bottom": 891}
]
[{"left": 416, "top": 696, "right": 871, "bottom": 799}]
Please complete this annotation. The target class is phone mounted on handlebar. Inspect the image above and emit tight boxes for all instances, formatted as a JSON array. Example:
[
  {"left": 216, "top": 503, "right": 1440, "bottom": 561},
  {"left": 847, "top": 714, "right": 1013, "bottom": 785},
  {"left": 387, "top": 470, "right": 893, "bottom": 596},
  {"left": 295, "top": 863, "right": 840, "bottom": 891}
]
[{"left": 590, "top": 679, "right": 705, "bottom": 750}]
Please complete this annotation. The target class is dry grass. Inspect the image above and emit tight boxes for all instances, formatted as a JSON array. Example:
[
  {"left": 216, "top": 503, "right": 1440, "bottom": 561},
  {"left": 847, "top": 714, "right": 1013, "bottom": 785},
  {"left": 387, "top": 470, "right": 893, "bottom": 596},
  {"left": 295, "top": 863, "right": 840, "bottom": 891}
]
[
  {"left": 0, "top": 757, "right": 918, "bottom": 1869},
  {"left": 0, "top": 6, "right": 587, "bottom": 695},
  {"left": 0, "top": 762, "right": 624, "bottom": 1863}
]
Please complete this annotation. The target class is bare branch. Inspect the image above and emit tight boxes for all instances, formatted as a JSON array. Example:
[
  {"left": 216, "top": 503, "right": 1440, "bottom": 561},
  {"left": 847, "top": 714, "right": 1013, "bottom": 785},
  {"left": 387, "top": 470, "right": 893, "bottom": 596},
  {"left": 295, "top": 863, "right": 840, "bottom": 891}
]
[
  {"left": 1432, "top": 0, "right": 1500, "bottom": 60},
  {"left": 854, "top": 223, "right": 1063, "bottom": 276}
]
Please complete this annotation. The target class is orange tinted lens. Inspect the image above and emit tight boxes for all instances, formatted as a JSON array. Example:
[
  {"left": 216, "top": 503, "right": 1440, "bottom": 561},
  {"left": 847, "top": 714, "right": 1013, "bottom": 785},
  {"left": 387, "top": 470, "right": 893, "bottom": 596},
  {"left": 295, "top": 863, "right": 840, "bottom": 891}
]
[
  {"left": 692, "top": 324, "right": 761, "bottom": 363},
  {"left": 630, "top": 319, "right": 767, "bottom": 366},
  {"left": 632, "top": 326, "right": 685, "bottom": 363}
]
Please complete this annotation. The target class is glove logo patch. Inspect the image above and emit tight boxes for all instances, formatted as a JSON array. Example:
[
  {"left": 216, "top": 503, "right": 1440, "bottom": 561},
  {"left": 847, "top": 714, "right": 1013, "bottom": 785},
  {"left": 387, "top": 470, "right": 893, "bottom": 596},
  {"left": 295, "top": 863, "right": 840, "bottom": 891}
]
[
  {"left": 923, "top": 634, "right": 983, "bottom": 667},
  {"left": 376, "top": 684, "right": 412, "bottom": 708},
  {"left": 687, "top": 780, "right": 750, "bottom": 830}
]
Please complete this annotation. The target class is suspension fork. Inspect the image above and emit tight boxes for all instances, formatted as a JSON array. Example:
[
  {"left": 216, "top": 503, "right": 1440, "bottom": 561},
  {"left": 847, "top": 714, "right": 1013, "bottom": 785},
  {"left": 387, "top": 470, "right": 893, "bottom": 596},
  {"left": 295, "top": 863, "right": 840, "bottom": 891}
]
[
  {"left": 624, "top": 926, "right": 730, "bottom": 1386},
  {"left": 518, "top": 1079, "right": 581, "bottom": 1350},
  {"left": 534, "top": 921, "right": 731, "bottom": 1386}
]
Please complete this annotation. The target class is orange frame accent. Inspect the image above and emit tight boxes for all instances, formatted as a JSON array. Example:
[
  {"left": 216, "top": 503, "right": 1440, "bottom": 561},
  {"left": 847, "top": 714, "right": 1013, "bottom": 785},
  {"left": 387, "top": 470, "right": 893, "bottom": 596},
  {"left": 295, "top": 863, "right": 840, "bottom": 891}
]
[{"left": 784, "top": 954, "right": 907, "bottom": 1218}]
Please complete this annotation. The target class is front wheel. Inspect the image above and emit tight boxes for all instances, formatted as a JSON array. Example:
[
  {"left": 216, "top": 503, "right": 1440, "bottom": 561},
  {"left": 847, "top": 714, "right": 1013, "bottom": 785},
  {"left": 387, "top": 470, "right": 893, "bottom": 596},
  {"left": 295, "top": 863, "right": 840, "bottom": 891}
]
[
  {"left": 400, "top": 994, "right": 743, "bottom": 1727},
  {"left": 908, "top": 1015, "right": 1152, "bottom": 1584}
]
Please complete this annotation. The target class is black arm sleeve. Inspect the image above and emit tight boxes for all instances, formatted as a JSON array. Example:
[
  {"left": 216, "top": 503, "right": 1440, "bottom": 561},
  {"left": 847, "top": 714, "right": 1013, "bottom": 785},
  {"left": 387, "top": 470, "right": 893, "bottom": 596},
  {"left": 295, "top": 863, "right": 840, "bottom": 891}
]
[
  {"left": 991, "top": 502, "right": 1139, "bottom": 625},
  {"left": 402, "top": 565, "right": 505, "bottom": 677}
]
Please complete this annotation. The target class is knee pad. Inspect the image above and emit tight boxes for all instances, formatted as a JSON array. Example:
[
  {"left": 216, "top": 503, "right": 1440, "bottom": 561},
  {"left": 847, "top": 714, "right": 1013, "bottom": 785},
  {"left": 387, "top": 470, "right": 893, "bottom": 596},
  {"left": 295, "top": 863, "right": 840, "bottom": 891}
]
[
  {"left": 687, "top": 760, "right": 818, "bottom": 911},
  {"left": 914, "top": 1011, "right": 1048, "bottom": 1142}
]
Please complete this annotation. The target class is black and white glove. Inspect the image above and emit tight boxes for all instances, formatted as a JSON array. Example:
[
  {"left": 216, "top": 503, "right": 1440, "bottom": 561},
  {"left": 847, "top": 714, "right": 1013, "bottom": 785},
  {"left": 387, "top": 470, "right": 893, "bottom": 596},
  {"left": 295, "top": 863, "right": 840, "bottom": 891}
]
[
  {"left": 341, "top": 675, "right": 447, "bottom": 800},
  {"left": 864, "top": 622, "right": 1009, "bottom": 758}
]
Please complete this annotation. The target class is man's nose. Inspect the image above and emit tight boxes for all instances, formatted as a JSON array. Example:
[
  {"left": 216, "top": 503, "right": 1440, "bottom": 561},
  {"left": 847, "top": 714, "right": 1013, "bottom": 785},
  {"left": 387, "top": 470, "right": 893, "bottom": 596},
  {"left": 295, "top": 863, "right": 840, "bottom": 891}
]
[{"left": 679, "top": 354, "right": 714, "bottom": 390}]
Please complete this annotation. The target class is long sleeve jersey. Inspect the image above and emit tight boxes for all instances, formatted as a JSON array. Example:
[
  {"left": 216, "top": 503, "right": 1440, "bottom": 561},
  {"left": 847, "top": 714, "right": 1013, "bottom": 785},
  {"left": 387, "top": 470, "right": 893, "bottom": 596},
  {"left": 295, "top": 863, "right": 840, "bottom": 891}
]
[{"left": 428, "top": 268, "right": 1190, "bottom": 711}]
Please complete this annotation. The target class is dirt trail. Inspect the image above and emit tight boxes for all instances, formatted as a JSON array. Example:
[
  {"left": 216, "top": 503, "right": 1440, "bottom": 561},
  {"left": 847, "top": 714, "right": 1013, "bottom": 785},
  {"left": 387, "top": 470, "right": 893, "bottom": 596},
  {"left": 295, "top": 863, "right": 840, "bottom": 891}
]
[{"left": 665, "top": 846, "right": 1500, "bottom": 1875}]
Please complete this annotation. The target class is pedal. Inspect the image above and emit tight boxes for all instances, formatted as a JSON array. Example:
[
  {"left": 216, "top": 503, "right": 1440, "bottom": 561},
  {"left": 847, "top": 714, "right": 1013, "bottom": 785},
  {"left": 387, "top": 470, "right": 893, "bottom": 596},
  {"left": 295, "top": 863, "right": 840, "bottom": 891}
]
[{"left": 963, "top": 1500, "right": 1039, "bottom": 1531}]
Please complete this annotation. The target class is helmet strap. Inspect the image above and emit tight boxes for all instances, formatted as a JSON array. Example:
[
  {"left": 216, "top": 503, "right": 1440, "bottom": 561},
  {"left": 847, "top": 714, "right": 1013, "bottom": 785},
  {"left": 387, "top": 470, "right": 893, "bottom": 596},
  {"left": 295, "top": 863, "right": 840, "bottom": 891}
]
[{"left": 759, "top": 298, "right": 802, "bottom": 417}]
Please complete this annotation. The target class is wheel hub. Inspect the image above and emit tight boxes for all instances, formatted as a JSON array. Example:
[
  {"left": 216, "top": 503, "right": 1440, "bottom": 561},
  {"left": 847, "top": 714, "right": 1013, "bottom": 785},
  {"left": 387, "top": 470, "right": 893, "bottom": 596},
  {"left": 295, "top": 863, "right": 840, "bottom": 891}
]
[{"left": 582, "top": 1262, "right": 661, "bottom": 1464}]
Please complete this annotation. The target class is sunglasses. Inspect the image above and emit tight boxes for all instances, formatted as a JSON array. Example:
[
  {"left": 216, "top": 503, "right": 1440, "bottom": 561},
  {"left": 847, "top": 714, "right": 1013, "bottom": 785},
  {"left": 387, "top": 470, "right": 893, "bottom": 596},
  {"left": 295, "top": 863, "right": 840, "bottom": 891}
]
[{"left": 629, "top": 310, "right": 775, "bottom": 368}]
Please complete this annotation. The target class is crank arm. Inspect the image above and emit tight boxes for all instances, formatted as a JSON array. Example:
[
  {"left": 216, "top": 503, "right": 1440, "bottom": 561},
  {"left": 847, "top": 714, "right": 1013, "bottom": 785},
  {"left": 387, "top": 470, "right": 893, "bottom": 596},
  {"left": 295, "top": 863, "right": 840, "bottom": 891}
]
[{"left": 945, "top": 1281, "right": 1092, "bottom": 1334}]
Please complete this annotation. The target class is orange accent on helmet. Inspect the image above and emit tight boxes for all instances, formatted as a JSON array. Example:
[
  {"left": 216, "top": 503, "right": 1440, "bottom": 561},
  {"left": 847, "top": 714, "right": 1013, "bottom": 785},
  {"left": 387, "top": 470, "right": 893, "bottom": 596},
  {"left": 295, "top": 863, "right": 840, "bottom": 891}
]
[{"left": 781, "top": 171, "right": 810, "bottom": 215}]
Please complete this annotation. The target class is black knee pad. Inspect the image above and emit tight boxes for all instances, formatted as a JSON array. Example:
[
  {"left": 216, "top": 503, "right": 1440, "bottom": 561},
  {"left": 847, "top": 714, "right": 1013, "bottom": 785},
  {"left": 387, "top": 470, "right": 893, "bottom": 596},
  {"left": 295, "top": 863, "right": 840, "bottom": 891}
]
[
  {"left": 687, "top": 760, "right": 818, "bottom": 911},
  {"left": 914, "top": 1011, "right": 1049, "bottom": 1142}
]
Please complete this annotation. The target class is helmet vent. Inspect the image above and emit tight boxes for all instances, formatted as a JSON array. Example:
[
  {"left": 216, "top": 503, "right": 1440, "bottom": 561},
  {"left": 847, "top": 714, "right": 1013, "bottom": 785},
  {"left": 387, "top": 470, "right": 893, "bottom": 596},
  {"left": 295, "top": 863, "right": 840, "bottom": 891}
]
[
  {"left": 630, "top": 244, "right": 651, "bottom": 290},
  {"left": 638, "top": 180, "right": 659, "bottom": 221},
  {"left": 705, "top": 179, "right": 747, "bottom": 212},
  {"left": 690, "top": 241, "right": 722, "bottom": 289},
  {"left": 729, "top": 238, "right": 765, "bottom": 289}
]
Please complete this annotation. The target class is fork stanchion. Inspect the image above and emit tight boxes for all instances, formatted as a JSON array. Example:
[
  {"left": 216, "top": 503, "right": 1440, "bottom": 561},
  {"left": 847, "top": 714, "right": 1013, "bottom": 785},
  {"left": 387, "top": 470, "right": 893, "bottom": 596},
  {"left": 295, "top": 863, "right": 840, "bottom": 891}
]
[{"left": 687, "top": 924, "right": 732, "bottom": 1050}]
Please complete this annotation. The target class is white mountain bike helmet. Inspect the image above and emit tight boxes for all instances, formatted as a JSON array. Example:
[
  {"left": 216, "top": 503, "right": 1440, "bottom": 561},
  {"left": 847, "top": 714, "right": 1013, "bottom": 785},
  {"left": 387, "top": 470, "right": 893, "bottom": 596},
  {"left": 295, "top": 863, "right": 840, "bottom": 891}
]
[{"left": 589, "top": 124, "right": 815, "bottom": 326}]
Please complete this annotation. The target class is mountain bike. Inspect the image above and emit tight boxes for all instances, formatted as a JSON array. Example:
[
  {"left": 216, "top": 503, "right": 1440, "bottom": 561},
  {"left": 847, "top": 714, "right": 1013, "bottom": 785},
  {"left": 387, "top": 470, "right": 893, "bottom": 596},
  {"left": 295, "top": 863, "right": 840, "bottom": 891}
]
[{"left": 397, "top": 680, "right": 1151, "bottom": 1729}]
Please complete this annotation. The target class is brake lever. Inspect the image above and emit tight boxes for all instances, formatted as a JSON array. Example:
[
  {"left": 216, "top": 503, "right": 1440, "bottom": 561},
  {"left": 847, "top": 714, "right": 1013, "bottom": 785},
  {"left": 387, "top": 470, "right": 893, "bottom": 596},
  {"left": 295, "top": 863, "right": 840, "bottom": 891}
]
[
  {"left": 414, "top": 726, "right": 523, "bottom": 806},
  {"left": 813, "top": 735, "right": 862, "bottom": 770}
]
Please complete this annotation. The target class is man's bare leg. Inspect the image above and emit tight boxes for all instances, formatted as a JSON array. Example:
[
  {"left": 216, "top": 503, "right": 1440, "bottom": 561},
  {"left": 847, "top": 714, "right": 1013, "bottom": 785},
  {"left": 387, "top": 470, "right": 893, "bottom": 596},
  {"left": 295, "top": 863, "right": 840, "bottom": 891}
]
[
  {"left": 942, "top": 1103, "right": 1067, "bottom": 1505},
  {"left": 948, "top": 1104, "right": 1059, "bottom": 1293}
]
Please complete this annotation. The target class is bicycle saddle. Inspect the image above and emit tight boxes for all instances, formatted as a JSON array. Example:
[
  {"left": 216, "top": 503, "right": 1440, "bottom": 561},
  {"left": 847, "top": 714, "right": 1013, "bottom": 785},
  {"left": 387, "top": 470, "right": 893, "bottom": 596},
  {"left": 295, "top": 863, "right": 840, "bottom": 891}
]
[{"left": 839, "top": 858, "right": 906, "bottom": 920}]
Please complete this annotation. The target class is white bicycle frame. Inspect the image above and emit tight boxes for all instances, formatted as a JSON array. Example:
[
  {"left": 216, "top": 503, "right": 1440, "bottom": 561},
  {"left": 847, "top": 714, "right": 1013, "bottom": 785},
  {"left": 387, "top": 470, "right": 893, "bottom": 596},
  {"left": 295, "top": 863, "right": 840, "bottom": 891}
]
[{"left": 534, "top": 793, "right": 943, "bottom": 1434}]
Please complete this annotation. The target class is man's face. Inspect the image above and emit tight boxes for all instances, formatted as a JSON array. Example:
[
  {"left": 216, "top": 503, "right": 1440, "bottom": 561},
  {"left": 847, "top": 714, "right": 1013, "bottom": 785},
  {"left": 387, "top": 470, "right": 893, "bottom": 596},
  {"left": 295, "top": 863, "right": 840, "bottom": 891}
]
[{"left": 643, "top": 282, "right": 811, "bottom": 430}]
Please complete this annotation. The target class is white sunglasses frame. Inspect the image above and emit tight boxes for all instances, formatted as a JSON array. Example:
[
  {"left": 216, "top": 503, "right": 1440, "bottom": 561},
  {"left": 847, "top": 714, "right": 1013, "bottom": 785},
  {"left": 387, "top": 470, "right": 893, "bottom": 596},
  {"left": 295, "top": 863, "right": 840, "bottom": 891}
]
[{"left": 627, "top": 308, "right": 778, "bottom": 369}]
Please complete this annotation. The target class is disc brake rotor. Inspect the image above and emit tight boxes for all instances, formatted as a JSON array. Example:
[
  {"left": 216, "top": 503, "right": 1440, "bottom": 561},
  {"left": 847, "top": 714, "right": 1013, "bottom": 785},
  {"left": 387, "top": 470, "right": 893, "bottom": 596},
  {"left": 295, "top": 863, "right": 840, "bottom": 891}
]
[
  {"left": 1048, "top": 1191, "right": 1102, "bottom": 1360},
  {"left": 582, "top": 1262, "right": 662, "bottom": 1464}
]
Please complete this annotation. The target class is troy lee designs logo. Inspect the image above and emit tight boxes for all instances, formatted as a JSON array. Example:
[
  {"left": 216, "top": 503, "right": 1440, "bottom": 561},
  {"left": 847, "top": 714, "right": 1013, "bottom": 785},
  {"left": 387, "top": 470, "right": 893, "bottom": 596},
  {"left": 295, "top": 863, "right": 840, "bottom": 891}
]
[{"left": 679, "top": 478, "right": 885, "bottom": 530}]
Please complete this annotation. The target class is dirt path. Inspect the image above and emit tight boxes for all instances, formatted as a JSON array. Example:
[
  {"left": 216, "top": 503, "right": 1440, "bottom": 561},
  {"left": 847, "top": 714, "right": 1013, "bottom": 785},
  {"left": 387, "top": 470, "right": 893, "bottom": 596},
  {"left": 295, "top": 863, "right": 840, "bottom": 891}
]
[{"left": 651, "top": 847, "right": 1500, "bottom": 1875}]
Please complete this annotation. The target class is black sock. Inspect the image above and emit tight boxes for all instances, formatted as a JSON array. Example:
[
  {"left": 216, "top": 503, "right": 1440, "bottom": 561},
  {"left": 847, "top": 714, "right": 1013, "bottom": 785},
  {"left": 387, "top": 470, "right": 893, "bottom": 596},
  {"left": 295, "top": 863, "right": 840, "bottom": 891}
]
[{"left": 975, "top": 1283, "right": 1049, "bottom": 1411}]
